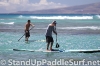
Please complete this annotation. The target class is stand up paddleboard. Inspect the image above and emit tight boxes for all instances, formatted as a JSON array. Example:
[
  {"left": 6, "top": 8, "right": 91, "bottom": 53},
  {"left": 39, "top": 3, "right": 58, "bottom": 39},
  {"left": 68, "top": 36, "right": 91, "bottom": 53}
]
[
  {"left": 66, "top": 49, "right": 100, "bottom": 53},
  {"left": 13, "top": 49, "right": 35, "bottom": 52},
  {"left": 13, "top": 49, "right": 100, "bottom": 53},
  {"left": 13, "top": 49, "right": 64, "bottom": 52}
]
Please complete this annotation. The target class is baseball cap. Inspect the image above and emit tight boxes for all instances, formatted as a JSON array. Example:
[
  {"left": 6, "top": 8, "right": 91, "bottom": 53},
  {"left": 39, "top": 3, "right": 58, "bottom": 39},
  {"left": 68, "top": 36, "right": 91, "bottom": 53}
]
[{"left": 52, "top": 21, "right": 57, "bottom": 24}]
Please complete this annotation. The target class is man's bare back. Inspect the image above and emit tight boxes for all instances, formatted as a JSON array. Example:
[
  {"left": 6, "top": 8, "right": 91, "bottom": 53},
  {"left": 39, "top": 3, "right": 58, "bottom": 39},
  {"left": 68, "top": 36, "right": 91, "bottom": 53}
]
[{"left": 25, "top": 22, "right": 31, "bottom": 30}]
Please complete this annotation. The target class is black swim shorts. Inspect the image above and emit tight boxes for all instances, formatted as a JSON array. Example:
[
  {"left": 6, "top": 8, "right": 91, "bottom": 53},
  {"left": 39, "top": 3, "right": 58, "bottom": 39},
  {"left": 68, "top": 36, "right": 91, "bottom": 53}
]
[
  {"left": 25, "top": 30, "right": 30, "bottom": 37},
  {"left": 46, "top": 36, "right": 54, "bottom": 43}
]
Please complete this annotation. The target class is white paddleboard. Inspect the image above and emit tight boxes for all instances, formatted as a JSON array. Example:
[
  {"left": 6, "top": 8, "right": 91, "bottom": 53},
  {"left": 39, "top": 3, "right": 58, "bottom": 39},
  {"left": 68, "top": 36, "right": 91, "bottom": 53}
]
[
  {"left": 13, "top": 49, "right": 64, "bottom": 52},
  {"left": 66, "top": 49, "right": 100, "bottom": 53},
  {"left": 13, "top": 49, "right": 100, "bottom": 53}
]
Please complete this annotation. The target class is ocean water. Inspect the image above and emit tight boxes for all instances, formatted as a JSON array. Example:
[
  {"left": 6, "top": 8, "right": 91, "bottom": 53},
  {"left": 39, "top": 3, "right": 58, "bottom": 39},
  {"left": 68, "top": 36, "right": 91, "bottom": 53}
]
[{"left": 0, "top": 14, "right": 100, "bottom": 66}]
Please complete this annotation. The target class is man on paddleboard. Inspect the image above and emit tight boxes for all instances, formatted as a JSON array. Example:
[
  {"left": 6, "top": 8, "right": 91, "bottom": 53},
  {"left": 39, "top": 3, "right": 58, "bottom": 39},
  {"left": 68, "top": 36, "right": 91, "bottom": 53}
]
[
  {"left": 45, "top": 21, "right": 57, "bottom": 51},
  {"left": 25, "top": 20, "right": 35, "bottom": 41}
]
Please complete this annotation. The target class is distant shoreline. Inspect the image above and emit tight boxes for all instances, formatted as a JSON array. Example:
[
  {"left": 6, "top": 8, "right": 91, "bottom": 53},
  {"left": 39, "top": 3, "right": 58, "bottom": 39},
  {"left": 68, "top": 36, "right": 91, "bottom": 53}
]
[{"left": 2, "top": 2, "right": 99, "bottom": 14}]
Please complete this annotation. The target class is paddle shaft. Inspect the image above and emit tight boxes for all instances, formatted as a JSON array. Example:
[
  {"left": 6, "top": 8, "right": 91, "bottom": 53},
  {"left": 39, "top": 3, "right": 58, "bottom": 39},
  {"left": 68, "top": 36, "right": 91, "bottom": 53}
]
[
  {"left": 18, "top": 27, "right": 33, "bottom": 41},
  {"left": 55, "top": 25, "right": 57, "bottom": 43},
  {"left": 55, "top": 25, "right": 60, "bottom": 48},
  {"left": 56, "top": 35, "right": 57, "bottom": 43}
]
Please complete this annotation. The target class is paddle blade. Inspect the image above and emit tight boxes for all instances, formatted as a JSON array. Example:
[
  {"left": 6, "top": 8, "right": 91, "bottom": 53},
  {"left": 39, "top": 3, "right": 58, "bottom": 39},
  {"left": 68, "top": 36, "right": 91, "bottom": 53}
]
[{"left": 55, "top": 43, "right": 60, "bottom": 48}]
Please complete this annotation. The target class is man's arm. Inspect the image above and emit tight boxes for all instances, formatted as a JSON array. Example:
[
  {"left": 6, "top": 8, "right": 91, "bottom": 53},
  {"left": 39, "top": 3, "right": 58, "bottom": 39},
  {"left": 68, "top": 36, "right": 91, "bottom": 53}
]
[
  {"left": 30, "top": 23, "right": 35, "bottom": 27},
  {"left": 53, "top": 26, "right": 57, "bottom": 35}
]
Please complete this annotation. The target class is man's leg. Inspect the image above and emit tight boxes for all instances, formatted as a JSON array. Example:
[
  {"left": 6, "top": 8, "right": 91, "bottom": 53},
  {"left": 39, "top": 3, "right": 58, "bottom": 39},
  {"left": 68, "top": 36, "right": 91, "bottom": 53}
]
[
  {"left": 46, "top": 36, "right": 50, "bottom": 50},
  {"left": 50, "top": 37, "right": 54, "bottom": 51},
  {"left": 25, "top": 30, "right": 30, "bottom": 41},
  {"left": 50, "top": 42, "right": 53, "bottom": 51},
  {"left": 25, "top": 37, "right": 28, "bottom": 41},
  {"left": 47, "top": 42, "right": 50, "bottom": 50}
]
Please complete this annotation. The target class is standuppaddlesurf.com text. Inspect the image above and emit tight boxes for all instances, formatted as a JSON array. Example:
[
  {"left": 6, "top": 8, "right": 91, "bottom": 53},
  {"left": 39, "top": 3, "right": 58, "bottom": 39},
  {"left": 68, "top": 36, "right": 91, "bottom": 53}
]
[{"left": 0, "top": 59, "right": 100, "bottom": 66}]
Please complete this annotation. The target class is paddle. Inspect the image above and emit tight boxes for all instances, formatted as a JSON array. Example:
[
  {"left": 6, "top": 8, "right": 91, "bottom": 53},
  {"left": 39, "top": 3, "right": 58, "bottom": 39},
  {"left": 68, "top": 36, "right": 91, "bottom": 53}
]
[
  {"left": 18, "top": 27, "right": 33, "bottom": 41},
  {"left": 55, "top": 25, "right": 60, "bottom": 48},
  {"left": 55, "top": 35, "right": 60, "bottom": 48}
]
